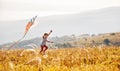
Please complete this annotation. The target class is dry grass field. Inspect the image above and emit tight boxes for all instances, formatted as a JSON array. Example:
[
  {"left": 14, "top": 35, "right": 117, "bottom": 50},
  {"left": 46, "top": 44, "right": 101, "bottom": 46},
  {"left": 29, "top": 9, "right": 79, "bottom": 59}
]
[{"left": 0, "top": 47, "right": 120, "bottom": 71}]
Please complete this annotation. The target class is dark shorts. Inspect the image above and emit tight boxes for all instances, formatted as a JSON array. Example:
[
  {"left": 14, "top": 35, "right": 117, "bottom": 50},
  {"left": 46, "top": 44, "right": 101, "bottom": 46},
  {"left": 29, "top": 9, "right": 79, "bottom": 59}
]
[{"left": 41, "top": 45, "right": 48, "bottom": 47}]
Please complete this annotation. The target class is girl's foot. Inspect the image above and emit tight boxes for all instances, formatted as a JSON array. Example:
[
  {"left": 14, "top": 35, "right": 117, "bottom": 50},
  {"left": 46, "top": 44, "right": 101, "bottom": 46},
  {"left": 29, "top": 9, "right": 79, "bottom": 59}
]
[
  {"left": 39, "top": 51, "right": 42, "bottom": 55},
  {"left": 39, "top": 51, "right": 46, "bottom": 55}
]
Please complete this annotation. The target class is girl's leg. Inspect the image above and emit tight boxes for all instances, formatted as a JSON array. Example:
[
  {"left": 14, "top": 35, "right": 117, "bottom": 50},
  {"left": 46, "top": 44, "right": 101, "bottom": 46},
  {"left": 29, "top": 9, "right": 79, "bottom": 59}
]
[
  {"left": 40, "top": 46, "right": 44, "bottom": 53},
  {"left": 43, "top": 45, "right": 48, "bottom": 54}
]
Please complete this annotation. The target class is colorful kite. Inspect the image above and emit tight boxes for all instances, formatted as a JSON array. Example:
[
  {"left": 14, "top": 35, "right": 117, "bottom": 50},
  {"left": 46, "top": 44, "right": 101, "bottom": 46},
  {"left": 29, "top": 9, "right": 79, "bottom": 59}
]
[
  {"left": 8, "top": 16, "right": 38, "bottom": 50},
  {"left": 24, "top": 16, "right": 38, "bottom": 38}
]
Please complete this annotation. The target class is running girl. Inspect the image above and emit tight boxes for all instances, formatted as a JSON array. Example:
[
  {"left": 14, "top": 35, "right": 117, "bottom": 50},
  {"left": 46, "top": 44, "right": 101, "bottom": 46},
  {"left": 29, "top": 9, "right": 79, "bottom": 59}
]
[{"left": 40, "top": 30, "right": 53, "bottom": 55}]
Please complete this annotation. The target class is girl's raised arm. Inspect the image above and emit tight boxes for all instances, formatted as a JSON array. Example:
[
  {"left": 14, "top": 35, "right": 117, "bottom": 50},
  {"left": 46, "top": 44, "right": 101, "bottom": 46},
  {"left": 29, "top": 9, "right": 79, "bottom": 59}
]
[{"left": 47, "top": 30, "right": 52, "bottom": 36}]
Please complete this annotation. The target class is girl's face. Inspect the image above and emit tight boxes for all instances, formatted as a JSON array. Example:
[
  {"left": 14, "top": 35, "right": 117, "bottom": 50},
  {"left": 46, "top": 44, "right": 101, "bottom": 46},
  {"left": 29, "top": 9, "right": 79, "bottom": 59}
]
[{"left": 44, "top": 34, "right": 48, "bottom": 38}]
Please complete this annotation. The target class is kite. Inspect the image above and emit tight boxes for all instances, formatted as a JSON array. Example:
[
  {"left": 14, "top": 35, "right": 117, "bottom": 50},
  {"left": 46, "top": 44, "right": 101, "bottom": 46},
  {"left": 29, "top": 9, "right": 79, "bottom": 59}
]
[
  {"left": 8, "top": 16, "right": 38, "bottom": 50},
  {"left": 23, "top": 16, "right": 38, "bottom": 38}
]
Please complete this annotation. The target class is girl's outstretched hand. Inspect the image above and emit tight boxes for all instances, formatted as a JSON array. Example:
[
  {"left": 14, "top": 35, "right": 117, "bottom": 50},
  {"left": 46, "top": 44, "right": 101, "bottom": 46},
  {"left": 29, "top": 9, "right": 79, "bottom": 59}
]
[{"left": 50, "top": 30, "right": 52, "bottom": 33}]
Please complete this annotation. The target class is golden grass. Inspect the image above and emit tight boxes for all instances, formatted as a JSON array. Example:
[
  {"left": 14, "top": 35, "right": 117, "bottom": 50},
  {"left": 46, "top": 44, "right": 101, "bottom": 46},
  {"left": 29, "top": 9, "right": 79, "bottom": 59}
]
[{"left": 0, "top": 47, "right": 120, "bottom": 71}]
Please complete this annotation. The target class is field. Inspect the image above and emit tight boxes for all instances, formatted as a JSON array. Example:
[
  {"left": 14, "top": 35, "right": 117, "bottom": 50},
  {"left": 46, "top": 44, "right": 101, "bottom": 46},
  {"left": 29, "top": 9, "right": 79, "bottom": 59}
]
[{"left": 0, "top": 47, "right": 120, "bottom": 71}]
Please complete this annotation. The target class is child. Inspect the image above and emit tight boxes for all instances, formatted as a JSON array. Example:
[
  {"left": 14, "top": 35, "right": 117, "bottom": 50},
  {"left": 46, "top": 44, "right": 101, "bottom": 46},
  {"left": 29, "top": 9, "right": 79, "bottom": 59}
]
[{"left": 40, "top": 30, "right": 53, "bottom": 55}]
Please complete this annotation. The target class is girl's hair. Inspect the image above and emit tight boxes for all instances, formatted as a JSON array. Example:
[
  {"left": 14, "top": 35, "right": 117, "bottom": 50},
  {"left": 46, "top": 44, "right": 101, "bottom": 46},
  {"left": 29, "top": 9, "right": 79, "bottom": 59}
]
[
  {"left": 43, "top": 33, "right": 48, "bottom": 38},
  {"left": 44, "top": 33, "right": 48, "bottom": 35}
]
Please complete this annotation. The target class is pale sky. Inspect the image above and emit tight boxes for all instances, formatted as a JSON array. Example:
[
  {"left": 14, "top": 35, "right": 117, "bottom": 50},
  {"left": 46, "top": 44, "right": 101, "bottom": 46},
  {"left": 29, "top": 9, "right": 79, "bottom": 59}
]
[
  {"left": 0, "top": 0, "right": 120, "bottom": 44},
  {"left": 0, "top": 0, "right": 120, "bottom": 21}
]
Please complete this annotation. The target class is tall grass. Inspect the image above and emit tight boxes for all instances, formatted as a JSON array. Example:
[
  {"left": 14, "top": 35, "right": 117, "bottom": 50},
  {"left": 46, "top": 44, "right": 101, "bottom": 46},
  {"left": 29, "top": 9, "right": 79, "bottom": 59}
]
[{"left": 0, "top": 47, "right": 120, "bottom": 71}]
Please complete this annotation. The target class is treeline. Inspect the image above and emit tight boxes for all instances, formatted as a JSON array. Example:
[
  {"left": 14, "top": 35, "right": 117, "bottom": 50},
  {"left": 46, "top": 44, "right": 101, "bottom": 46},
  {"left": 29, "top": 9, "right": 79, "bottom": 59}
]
[{"left": 1, "top": 32, "right": 120, "bottom": 49}]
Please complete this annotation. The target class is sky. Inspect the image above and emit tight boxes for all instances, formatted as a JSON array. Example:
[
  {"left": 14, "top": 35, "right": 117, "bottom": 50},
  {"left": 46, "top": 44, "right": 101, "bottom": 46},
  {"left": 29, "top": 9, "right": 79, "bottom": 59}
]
[
  {"left": 0, "top": 0, "right": 120, "bottom": 21},
  {"left": 0, "top": 0, "right": 120, "bottom": 44}
]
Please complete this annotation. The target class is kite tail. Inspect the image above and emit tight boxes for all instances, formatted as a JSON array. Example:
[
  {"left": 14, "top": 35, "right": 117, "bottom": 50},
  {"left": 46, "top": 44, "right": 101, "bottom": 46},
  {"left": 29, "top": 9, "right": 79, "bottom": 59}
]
[
  {"left": 7, "top": 16, "right": 37, "bottom": 50},
  {"left": 22, "top": 32, "right": 27, "bottom": 39}
]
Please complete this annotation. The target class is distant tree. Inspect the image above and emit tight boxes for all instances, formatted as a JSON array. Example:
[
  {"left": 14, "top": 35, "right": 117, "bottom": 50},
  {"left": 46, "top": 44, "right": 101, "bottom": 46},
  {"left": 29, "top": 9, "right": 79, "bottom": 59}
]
[
  {"left": 103, "top": 39, "right": 110, "bottom": 45},
  {"left": 55, "top": 43, "right": 72, "bottom": 48},
  {"left": 91, "top": 34, "right": 95, "bottom": 36},
  {"left": 55, "top": 43, "right": 62, "bottom": 48},
  {"left": 63, "top": 43, "right": 72, "bottom": 48},
  {"left": 83, "top": 37, "right": 87, "bottom": 41},
  {"left": 98, "top": 33, "right": 104, "bottom": 36},
  {"left": 82, "top": 34, "right": 89, "bottom": 37},
  {"left": 110, "top": 33, "right": 115, "bottom": 35},
  {"left": 71, "top": 34, "right": 75, "bottom": 37}
]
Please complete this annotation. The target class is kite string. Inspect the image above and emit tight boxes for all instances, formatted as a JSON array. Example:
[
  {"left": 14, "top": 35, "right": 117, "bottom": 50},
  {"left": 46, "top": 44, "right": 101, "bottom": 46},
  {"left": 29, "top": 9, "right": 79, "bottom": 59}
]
[{"left": 7, "top": 34, "right": 26, "bottom": 50}]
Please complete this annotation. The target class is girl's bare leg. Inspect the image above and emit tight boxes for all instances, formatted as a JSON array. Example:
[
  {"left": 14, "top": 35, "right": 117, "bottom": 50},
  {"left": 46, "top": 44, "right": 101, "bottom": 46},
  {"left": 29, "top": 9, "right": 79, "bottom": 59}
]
[
  {"left": 43, "top": 46, "right": 48, "bottom": 55},
  {"left": 40, "top": 46, "right": 44, "bottom": 54}
]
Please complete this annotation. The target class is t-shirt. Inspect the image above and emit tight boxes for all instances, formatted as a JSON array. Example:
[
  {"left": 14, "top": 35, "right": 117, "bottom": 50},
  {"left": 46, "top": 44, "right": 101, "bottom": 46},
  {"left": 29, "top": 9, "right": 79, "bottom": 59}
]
[{"left": 41, "top": 37, "right": 47, "bottom": 46}]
